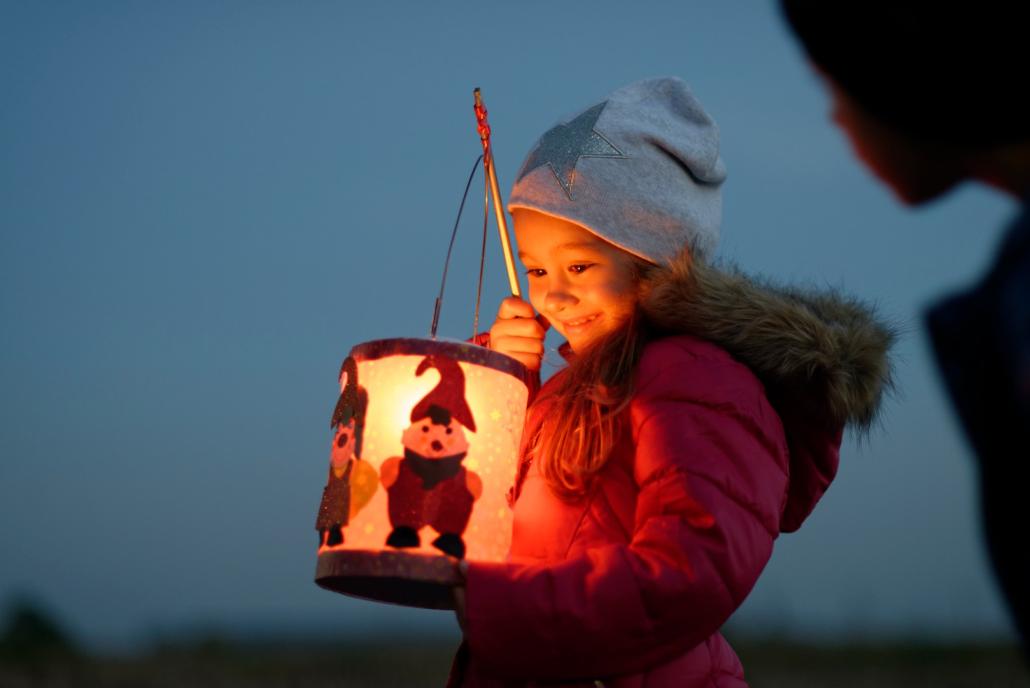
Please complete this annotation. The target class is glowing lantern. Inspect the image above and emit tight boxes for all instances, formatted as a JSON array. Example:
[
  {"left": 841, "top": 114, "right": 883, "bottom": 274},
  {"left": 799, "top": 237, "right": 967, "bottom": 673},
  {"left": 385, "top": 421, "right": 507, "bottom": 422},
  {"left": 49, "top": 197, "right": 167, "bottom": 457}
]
[
  {"left": 314, "top": 337, "right": 530, "bottom": 609},
  {"left": 315, "top": 88, "right": 527, "bottom": 609}
]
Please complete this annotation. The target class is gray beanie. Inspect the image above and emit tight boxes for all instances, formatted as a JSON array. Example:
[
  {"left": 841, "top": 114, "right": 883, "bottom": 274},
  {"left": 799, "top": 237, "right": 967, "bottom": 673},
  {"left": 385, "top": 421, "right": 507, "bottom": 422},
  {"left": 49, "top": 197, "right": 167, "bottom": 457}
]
[{"left": 509, "top": 77, "right": 726, "bottom": 265}]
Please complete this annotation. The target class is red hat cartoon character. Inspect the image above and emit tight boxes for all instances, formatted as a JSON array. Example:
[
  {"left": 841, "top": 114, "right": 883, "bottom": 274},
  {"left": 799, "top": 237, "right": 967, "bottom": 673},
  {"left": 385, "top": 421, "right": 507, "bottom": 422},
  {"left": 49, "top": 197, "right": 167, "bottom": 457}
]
[
  {"left": 380, "top": 355, "right": 482, "bottom": 559},
  {"left": 316, "top": 357, "right": 378, "bottom": 548}
]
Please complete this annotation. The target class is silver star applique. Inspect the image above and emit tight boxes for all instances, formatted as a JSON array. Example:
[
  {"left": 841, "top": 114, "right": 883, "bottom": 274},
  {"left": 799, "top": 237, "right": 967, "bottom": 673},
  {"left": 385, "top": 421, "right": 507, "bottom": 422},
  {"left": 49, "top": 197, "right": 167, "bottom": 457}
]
[{"left": 517, "top": 101, "right": 626, "bottom": 200}]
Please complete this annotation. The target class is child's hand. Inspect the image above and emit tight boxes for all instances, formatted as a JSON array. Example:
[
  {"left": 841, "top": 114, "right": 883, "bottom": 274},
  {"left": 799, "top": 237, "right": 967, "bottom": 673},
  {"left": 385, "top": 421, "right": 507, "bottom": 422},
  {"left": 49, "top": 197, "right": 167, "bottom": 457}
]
[{"left": 488, "top": 297, "right": 550, "bottom": 371}]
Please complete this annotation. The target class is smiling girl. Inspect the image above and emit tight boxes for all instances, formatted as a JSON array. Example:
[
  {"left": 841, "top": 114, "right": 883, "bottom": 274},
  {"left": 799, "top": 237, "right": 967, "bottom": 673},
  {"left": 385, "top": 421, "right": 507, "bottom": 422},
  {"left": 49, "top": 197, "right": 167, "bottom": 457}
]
[{"left": 449, "top": 78, "right": 894, "bottom": 687}]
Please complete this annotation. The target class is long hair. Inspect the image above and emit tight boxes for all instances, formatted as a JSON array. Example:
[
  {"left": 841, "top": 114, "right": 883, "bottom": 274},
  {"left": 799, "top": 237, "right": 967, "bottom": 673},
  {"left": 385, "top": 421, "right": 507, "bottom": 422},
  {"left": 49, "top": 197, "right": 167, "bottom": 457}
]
[{"left": 528, "top": 257, "right": 660, "bottom": 500}]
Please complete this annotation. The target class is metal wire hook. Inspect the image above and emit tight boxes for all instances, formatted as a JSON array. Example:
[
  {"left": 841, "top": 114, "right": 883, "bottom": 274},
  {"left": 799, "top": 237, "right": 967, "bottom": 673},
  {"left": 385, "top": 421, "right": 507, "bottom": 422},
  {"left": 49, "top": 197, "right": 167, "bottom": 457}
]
[{"left": 430, "top": 153, "right": 484, "bottom": 339}]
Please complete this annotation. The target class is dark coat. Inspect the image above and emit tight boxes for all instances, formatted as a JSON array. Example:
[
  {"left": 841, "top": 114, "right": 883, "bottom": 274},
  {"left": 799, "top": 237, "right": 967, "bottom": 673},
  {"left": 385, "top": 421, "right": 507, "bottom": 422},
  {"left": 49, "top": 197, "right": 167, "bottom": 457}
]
[{"left": 927, "top": 200, "right": 1030, "bottom": 649}]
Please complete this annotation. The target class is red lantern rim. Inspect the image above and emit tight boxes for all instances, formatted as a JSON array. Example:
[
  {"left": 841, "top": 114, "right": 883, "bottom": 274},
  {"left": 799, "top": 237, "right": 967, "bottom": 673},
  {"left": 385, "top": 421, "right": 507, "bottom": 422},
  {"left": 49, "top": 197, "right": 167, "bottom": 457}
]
[{"left": 349, "top": 337, "right": 531, "bottom": 385}]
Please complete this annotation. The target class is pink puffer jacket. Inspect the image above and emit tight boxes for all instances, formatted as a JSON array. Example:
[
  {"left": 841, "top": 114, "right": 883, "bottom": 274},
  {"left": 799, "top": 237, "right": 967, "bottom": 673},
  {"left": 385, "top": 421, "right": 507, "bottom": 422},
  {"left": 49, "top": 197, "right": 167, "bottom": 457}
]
[{"left": 450, "top": 257, "right": 894, "bottom": 687}]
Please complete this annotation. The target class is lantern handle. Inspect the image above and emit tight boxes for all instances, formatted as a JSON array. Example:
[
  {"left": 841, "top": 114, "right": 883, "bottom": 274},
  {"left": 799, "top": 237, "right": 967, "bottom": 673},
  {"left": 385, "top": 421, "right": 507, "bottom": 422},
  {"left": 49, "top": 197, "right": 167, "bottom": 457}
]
[
  {"left": 431, "top": 154, "right": 484, "bottom": 339},
  {"left": 473, "top": 88, "right": 522, "bottom": 298}
]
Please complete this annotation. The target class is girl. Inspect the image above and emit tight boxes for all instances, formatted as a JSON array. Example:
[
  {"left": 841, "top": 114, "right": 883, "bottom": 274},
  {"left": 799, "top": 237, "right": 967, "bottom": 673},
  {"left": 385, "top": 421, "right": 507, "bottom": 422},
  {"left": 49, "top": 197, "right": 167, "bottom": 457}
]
[{"left": 450, "top": 77, "right": 894, "bottom": 687}]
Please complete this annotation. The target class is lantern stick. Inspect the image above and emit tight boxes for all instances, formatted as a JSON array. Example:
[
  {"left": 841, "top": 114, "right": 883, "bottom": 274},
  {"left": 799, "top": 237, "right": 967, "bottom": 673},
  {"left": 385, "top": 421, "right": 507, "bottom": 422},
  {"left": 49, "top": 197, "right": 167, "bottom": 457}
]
[
  {"left": 473, "top": 88, "right": 522, "bottom": 298},
  {"left": 472, "top": 172, "right": 489, "bottom": 339}
]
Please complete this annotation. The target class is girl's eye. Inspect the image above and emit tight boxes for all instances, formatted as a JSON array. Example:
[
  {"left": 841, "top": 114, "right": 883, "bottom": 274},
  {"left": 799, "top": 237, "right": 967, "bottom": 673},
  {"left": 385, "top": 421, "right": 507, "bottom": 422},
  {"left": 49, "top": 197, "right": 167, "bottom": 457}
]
[
  {"left": 569, "top": 264, "right": 593, "bottom": 274},
  {"left": 525, "top": 268, "right": 546, "bottom": 278}
]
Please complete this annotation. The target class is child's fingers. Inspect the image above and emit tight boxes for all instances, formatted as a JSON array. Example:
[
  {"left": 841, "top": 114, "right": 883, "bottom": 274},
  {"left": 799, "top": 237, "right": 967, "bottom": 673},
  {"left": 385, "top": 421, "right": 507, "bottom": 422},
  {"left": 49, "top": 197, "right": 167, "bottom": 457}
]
[
  {"left": 493, "top": 315, "right": 547, "bottom": 339},
  {"left": 491, "top": 335, "right": 544, "bottom": 370},
  {"left": 488, "top": 297, "right": 546, "bottom": 370},
  {"left": 492, "top": 334, "right": 545, "bottom": 355},
  {"left": 497, "top": 296, "right": 536, "bottom": 320}
]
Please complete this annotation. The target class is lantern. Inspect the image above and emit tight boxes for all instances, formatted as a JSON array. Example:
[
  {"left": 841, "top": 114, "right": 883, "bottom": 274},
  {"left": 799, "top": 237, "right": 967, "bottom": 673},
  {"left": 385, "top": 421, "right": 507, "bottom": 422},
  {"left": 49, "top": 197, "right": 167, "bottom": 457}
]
[
  {"left": 314, "top": 89, "right": 526, "bottom": 610},
  {"left": 314, "top": 338, "right": 530, "bottom": 609}
]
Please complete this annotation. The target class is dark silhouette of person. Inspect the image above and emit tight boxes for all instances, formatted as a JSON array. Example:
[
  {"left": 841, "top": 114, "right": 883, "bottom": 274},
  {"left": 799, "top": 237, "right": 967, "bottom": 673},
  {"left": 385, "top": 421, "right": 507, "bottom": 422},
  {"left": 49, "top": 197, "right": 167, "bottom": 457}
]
[{"left": 779, "top": 2, "right": 1030, "bottom": 655}]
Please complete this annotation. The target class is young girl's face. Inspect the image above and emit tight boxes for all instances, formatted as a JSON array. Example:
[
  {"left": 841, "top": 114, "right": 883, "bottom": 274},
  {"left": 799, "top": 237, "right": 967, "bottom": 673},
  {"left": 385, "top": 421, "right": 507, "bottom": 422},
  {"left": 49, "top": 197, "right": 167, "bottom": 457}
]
[{"left": 514, "top": 209, "right": 639, "bottom": 353}]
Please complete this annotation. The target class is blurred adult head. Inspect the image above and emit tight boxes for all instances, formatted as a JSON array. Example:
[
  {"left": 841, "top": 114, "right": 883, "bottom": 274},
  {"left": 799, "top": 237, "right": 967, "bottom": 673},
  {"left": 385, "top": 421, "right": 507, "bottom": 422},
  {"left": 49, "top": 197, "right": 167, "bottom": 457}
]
[{"left": 780, "top": 1, "right": 1030, "bottom": 203}]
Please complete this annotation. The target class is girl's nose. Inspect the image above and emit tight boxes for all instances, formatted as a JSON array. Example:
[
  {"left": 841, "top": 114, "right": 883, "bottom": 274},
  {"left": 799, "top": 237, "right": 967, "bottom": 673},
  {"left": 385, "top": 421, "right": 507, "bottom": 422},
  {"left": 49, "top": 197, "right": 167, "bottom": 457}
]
[{"left": 543, "top": 284, "right": 576, "bottom": 314}]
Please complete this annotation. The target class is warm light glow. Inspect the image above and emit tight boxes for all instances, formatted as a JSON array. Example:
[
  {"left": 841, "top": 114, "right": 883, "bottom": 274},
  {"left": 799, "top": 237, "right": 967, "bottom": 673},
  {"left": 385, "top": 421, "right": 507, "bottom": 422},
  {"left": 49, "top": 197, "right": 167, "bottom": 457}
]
[{"left": 316, "top": 339, "right": 529, "bottom": 563}]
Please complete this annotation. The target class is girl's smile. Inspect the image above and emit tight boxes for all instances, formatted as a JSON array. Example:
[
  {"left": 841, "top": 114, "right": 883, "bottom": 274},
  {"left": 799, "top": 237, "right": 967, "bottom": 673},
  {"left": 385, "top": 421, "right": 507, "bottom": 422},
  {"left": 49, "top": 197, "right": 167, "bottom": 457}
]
[{"left": 560, "top": 312, "right": 601, "bottom": 330}]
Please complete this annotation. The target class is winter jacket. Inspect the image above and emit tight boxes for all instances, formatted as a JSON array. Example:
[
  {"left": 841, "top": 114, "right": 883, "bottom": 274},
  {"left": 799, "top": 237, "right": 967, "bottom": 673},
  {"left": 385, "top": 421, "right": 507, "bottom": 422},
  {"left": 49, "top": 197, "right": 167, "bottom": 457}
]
[{"left": 451, "top": 253, "right": 895, "bottom": 687}]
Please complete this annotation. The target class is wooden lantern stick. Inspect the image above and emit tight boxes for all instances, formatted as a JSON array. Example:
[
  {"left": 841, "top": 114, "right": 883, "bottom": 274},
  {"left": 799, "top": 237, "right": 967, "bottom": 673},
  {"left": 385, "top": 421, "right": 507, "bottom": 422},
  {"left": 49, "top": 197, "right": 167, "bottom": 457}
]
[{"left": 473, "top": 88, "right": 522, "bottom": 298}]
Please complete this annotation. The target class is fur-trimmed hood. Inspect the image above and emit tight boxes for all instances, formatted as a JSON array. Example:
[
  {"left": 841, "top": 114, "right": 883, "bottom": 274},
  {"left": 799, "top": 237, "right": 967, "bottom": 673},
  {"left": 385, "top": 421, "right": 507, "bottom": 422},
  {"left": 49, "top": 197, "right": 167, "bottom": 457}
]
[{"left": 641, "top": 251, "right": 897, "bottom": 531}]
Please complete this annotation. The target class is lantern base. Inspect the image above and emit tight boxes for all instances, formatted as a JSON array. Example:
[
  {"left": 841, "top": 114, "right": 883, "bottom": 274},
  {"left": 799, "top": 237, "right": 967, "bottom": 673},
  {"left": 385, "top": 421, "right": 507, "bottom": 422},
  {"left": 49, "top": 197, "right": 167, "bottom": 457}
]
[{"left": 315, "top": 549, "right": 461, "bottom": 610}]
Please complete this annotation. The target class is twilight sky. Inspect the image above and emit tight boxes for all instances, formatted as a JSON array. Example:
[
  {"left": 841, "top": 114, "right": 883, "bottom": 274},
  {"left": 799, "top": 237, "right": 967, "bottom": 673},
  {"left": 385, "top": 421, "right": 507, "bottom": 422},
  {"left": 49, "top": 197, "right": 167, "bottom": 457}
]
[{"left": 0, "top": 1, "right": 1018, "bottom": 650}]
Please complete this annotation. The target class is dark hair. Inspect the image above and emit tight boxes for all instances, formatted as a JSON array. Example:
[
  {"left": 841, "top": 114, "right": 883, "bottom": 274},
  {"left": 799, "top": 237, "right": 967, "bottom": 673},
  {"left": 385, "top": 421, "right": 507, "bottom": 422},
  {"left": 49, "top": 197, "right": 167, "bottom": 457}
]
[{"left": 780, "top": 1, "right": 1029, "bottom": 146}]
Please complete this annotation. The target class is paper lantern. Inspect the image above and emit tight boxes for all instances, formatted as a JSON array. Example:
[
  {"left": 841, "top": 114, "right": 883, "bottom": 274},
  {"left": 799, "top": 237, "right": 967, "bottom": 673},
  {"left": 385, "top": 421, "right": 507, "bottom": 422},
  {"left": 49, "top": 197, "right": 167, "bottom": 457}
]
[{"left": 314, "top": 337, "right": 530, "bottom": 609}]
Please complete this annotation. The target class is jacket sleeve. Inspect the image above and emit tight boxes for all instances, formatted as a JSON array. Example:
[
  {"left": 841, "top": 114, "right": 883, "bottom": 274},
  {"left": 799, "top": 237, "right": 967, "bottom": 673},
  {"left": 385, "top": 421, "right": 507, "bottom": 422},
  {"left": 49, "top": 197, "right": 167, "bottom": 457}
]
[{"left": 462, "top": 345, "right": 789, "bottom": 680}]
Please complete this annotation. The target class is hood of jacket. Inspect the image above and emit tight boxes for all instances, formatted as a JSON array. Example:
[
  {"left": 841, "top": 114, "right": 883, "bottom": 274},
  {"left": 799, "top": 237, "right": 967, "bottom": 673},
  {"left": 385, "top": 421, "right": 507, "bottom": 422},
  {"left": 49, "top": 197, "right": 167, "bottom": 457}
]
[{"left": 641, "top": 251, "right": 897, "bottom": 531}]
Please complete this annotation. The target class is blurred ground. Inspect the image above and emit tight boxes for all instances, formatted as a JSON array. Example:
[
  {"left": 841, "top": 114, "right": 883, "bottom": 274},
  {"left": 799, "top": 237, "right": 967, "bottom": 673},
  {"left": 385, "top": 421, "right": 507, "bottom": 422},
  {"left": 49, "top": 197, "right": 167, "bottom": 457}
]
[
  {"left": 2, "top": 600, "right": 1025, "bottom": 687},
  {"left": 2, "top": 636, "right": 1026, "bottom": 688}
]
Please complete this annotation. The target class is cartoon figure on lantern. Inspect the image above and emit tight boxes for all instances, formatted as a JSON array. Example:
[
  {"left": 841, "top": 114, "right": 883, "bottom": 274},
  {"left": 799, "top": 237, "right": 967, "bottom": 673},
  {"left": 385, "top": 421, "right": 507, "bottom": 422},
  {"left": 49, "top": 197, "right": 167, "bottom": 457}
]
[
  {"left": 381, "top": 355, "right": 482, "bottom": 559},
  {"left": 316, "top": 356, "right": 379, "bottom": 548}
]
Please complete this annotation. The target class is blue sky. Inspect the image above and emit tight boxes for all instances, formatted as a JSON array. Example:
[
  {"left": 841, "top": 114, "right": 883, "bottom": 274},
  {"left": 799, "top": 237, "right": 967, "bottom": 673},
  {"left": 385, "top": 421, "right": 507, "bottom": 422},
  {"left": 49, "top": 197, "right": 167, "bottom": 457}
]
[{"left": 0, "top": 2, "right": 1019, "bottom": 650}]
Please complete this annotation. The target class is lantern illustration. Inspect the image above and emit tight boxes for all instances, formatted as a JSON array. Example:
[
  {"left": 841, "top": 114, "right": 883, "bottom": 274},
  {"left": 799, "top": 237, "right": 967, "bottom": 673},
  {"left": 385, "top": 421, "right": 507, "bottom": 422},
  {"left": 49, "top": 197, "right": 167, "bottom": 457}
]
[
  {"left": 315, "top": 339, "right": 530, "bottom": 608},
  {"left": 314, "top": 89, "right": 530, "bottom": 609}
]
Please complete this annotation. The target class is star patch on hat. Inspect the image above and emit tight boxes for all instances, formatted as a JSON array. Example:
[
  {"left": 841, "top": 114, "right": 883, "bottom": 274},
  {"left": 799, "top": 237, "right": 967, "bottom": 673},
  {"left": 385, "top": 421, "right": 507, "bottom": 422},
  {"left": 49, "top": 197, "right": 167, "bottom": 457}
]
[{"left": 516, "top": 102, "right": 627, "bottom": 201}]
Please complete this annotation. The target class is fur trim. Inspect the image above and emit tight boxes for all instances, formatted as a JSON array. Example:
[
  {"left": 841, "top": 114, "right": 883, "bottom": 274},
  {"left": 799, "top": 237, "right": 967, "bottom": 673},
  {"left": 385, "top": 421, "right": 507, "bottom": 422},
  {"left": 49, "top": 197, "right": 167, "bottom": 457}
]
[{"left": 641, "top": 252, "right": 897, "bottom": 430}]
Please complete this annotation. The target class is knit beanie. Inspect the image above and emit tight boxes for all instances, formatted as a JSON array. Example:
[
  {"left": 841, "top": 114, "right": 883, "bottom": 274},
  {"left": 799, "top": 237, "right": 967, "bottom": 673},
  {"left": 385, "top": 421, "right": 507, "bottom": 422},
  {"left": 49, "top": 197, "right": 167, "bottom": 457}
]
[{"left": 508, "top": 77, "right": 726, "bottom": 265}]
